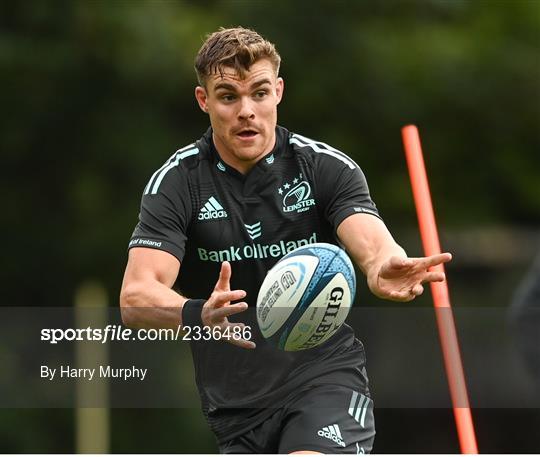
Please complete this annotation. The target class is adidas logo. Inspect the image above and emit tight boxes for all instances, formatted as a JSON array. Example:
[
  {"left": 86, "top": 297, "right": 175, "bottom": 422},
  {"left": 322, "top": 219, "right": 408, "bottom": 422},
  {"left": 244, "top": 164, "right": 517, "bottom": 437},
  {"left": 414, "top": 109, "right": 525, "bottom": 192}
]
[
  {"left": 317, "top": 424, "right": 345, "bottom": 448},
  {"left": 198, "top": 196, "right": 228, "bottom": 221}
]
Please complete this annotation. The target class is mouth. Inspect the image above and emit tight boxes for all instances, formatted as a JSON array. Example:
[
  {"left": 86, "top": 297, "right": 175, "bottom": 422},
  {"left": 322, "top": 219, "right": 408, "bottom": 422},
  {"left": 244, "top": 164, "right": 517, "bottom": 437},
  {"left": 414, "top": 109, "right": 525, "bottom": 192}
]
[{"left": 235, "top": 128, "right": 259, "bottom": 139}]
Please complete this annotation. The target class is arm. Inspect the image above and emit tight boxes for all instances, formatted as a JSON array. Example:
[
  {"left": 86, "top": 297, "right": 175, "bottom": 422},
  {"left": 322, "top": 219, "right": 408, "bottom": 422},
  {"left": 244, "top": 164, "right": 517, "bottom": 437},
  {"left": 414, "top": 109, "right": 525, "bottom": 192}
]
[
  {"left": 120, "top": 247, "right": 254, "bottom": 348},
  {"left": 120, "top": 247, "right": 185, "bottom": 329},
  {"left": 337, "top": 213, "right": 451, "bottom": 302}
]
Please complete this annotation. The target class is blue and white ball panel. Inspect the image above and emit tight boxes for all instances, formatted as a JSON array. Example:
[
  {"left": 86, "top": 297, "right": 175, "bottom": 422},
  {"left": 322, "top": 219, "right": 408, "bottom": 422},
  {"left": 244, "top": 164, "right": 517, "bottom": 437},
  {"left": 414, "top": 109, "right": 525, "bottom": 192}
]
[
  {"left": 256, "top": 243, "right": 356, "bottom": 351},
  {"left": 326, "top": 247, "right": 356, "bottom": 296},
  {"left": 256, "top": 254, "right": 320, "bottom": 338},
  {"left": 283, "top": 272, "right": 352, "bottom": 350}
]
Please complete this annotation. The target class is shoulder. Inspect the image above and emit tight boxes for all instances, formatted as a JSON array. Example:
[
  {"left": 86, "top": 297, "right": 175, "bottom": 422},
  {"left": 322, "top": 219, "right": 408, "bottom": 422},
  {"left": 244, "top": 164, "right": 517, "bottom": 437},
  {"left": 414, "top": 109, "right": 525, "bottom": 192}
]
[
  {"left": 287, "top": 131, "right": 359, "bottom": 171},
  {"left": 142, "top": 132, "right": 212, "bottom": 196}
]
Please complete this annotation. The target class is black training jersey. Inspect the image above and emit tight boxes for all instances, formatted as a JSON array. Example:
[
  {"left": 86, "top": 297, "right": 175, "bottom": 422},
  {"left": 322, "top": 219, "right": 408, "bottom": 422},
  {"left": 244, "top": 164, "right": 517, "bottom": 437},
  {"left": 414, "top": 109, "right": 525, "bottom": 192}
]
[{"left": 129, "top": 126, "right": 380, "bottom": 442}]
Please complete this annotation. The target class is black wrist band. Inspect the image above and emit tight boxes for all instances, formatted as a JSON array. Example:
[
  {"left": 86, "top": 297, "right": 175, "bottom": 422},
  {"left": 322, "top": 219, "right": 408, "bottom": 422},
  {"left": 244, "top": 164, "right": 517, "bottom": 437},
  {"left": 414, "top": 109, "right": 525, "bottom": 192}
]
[{"left": 182, "top": 299, "right": 206, "bottom": 328}]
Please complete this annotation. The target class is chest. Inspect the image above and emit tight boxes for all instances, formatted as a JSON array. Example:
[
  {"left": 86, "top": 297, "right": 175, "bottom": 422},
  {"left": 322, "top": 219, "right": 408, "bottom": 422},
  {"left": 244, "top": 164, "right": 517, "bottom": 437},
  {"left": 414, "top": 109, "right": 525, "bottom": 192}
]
[{"left": 186, "top": 160, "right": 326, "bottom": 264}]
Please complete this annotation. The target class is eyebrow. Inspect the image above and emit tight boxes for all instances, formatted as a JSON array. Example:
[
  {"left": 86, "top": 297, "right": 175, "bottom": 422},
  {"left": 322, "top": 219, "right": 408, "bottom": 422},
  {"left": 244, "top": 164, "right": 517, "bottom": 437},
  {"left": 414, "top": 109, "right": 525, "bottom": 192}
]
[{"left": 213, "top": 78, "right": 272, "bottom": 92}]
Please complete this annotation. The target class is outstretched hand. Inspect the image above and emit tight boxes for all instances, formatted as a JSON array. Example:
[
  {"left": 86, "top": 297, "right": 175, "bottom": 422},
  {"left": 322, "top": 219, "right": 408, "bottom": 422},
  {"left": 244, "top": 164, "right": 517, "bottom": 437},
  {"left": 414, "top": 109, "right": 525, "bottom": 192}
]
[
  {"left": 370, "top": 253, "right": 452, "bottom": 302},
  {"left": 201, "top": 261, "right": 256, "bottom": 349}
]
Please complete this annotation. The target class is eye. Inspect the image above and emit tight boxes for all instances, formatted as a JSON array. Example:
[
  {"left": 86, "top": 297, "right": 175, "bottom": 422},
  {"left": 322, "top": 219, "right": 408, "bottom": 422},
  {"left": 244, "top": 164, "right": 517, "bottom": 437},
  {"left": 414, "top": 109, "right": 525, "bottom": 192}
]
[
  {"left": 254, "top": 90, "right": 268, "bottom": 99},
  {"left": 220, "top": 93, "right": 236, "bottom": 102}
]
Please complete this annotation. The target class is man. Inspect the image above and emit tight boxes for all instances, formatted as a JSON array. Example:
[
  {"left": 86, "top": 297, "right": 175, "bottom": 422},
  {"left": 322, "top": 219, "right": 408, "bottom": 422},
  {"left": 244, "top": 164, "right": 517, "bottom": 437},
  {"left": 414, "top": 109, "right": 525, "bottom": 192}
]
[{"left": 121, "top": 27, "right": 451, "bottom": 454}]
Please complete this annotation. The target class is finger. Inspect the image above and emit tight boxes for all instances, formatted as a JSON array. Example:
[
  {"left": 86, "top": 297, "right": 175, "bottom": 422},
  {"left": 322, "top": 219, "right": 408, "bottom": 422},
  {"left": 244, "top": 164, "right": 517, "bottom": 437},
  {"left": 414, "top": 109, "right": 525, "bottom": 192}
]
[
  {"left": 223, "top": 322, "right": 256, "bottom": 349},
  {"left": 411, "top": 284, "right": 424, "bottom": 296},
  {"left": 214, "top": 261, "right": 232, "bottom": 291},
  {"left": 388, "top": 290, "right": 415, "bottom": 302},
  {"left": 227, "top": 337, "right": 256, "bottom": 350},
  {"left": 422, "top": 271, "right": 446, "bottom": 283},
  {"left": 209, "top": 290, "right": 246, "bottom": 308},
  {"left": 228, "top": 321, "right": 248, "bottom": 331},
  {"left": 424, "top": 252, "right": 452, "bottom": 268},
  {"left": 211, "top": 302, "right": 249, "bottom": 320}
]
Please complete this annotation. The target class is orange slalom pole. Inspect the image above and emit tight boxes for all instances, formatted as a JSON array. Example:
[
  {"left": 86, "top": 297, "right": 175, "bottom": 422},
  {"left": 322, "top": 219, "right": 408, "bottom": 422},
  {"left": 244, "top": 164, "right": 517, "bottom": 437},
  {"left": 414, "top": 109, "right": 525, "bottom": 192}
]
[{"left": 401, "top": 125, "right": 478, "bottom": 454}]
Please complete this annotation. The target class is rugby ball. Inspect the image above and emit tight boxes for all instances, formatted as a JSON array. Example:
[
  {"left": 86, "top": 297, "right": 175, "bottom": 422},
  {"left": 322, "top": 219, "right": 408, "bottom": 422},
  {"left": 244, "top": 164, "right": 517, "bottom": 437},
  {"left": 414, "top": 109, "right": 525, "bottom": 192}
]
[{"left": 256, "top": 243, "right": 356, "bottom": 351}]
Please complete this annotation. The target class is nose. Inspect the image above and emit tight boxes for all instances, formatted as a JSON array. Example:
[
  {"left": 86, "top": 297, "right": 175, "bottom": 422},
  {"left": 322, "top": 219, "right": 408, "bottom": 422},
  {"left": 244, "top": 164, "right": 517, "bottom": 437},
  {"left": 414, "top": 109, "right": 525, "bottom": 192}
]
[{"left": 238, "top": 97, "right": 255, "bottom": 120}]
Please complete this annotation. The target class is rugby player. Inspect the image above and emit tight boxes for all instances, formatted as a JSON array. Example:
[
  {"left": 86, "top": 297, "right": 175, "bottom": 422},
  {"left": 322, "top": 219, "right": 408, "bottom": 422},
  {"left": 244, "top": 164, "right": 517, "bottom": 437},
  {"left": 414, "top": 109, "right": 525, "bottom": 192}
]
[{"left": 120, "top": 27, "right": 451, "bottom": 454}]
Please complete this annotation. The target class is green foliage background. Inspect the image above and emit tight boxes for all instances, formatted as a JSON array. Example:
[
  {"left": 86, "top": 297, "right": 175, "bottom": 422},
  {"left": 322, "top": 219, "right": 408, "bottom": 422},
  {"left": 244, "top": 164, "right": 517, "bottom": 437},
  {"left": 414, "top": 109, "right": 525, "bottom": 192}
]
[{"left": 0, "top": 0, "right": 538, "bottom": 453}]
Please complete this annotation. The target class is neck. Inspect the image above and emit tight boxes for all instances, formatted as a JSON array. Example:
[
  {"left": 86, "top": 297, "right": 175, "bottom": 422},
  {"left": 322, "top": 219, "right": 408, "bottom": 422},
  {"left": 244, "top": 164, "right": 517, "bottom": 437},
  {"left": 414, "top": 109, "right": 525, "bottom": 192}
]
[{"left": 212, "top": 131, "right": 276, "bottom": 175}]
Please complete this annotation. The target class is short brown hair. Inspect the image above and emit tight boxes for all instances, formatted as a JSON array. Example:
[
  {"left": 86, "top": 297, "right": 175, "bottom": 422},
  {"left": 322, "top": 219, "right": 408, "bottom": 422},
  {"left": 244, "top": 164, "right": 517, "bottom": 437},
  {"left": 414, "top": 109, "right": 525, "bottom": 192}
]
[{"left": 195, "top": 27, "right": 281, "bottom": 86}]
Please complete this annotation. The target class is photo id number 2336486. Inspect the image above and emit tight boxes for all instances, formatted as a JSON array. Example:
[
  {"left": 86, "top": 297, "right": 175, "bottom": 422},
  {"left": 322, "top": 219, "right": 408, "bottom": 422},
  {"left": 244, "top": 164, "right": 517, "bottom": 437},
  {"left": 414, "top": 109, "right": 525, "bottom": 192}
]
[{"left": 182, "top": 325, "right": 252, "bottom": 341}]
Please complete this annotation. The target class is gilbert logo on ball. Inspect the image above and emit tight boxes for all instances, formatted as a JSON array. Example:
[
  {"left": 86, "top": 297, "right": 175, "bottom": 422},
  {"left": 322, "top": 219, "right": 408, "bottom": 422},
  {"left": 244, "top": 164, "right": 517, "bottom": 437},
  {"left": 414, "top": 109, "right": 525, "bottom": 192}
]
[{"left": 256, "top": 243, "right": 356, "bottom": 351}]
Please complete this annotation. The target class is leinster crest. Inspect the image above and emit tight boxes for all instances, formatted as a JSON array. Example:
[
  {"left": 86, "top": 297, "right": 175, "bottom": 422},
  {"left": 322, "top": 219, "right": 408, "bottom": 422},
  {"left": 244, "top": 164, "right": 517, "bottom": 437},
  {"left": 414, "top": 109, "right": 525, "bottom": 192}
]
[{"left": 278, "top": 173, "right": 316, "bottom": 214}]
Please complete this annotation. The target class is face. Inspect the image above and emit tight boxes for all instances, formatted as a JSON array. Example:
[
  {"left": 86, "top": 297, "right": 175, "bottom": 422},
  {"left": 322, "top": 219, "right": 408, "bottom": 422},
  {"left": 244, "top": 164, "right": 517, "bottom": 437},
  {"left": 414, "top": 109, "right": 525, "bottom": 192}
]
[{"left": 195, "top": 59, "right": 284, "bottom": 174}]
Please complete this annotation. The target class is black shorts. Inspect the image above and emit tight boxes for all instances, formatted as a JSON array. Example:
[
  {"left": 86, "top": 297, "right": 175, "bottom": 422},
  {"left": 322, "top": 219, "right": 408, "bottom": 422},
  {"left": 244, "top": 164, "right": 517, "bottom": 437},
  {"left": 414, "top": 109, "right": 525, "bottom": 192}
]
[{"left": 218, "top": 384, "right": 375, "bottom": 454}]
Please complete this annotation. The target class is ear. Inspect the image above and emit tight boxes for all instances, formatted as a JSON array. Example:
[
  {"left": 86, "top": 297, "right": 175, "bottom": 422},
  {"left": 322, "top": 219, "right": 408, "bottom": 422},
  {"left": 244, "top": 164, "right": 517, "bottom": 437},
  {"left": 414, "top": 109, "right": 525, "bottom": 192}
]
[
  {"left": 195, "top": 86, "right": 209, "bottom": 113},
  {"left": 275, "top": 77, "right": 284, "bottom": 105}
]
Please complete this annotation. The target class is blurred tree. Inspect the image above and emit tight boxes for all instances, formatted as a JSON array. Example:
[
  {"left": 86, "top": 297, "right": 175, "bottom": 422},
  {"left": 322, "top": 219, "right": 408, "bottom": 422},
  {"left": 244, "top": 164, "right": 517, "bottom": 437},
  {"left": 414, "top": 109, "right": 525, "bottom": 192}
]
[
  {"left": 0, "top": 0, "right": 538, "bottom": 452},
  {"left": 1, "top": 0, "right": 538, "bottom": 307}
]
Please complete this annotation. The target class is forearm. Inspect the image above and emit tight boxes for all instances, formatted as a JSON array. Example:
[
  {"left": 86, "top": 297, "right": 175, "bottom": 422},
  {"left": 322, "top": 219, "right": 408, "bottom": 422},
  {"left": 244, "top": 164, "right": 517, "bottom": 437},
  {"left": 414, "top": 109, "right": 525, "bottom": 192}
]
[
  {"left": 338, "top": 213, "right": 451, "bottom": 301},
  {"left": 120, "top": 255, "right": 253, "bottom": 348},
  {"left": 359, "top": 238, "right": 406, "bottom": 283},
  {"left": 337, "top": 214, "right": 406, "bottom": 291},
  {"left": 120, "top": 279, "right": 189, "bottom": 329}
]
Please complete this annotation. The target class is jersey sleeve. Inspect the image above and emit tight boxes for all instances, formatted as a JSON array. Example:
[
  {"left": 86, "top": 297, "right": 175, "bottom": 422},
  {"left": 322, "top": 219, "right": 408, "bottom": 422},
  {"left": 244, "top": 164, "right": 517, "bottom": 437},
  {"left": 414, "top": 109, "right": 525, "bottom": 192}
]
[
  {"left": 128, "top": 167, "right": 192, "bottom": 262},
  {"left": 315, "top": 153, "right": 381, "bottom": 231}
]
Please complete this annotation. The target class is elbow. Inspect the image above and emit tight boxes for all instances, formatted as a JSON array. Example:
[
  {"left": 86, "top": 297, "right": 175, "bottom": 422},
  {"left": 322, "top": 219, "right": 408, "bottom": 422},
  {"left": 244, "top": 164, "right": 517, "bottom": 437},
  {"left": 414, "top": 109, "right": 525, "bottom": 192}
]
[{"left": 119, "top": 284, "right": 141, "bottom": 328}]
